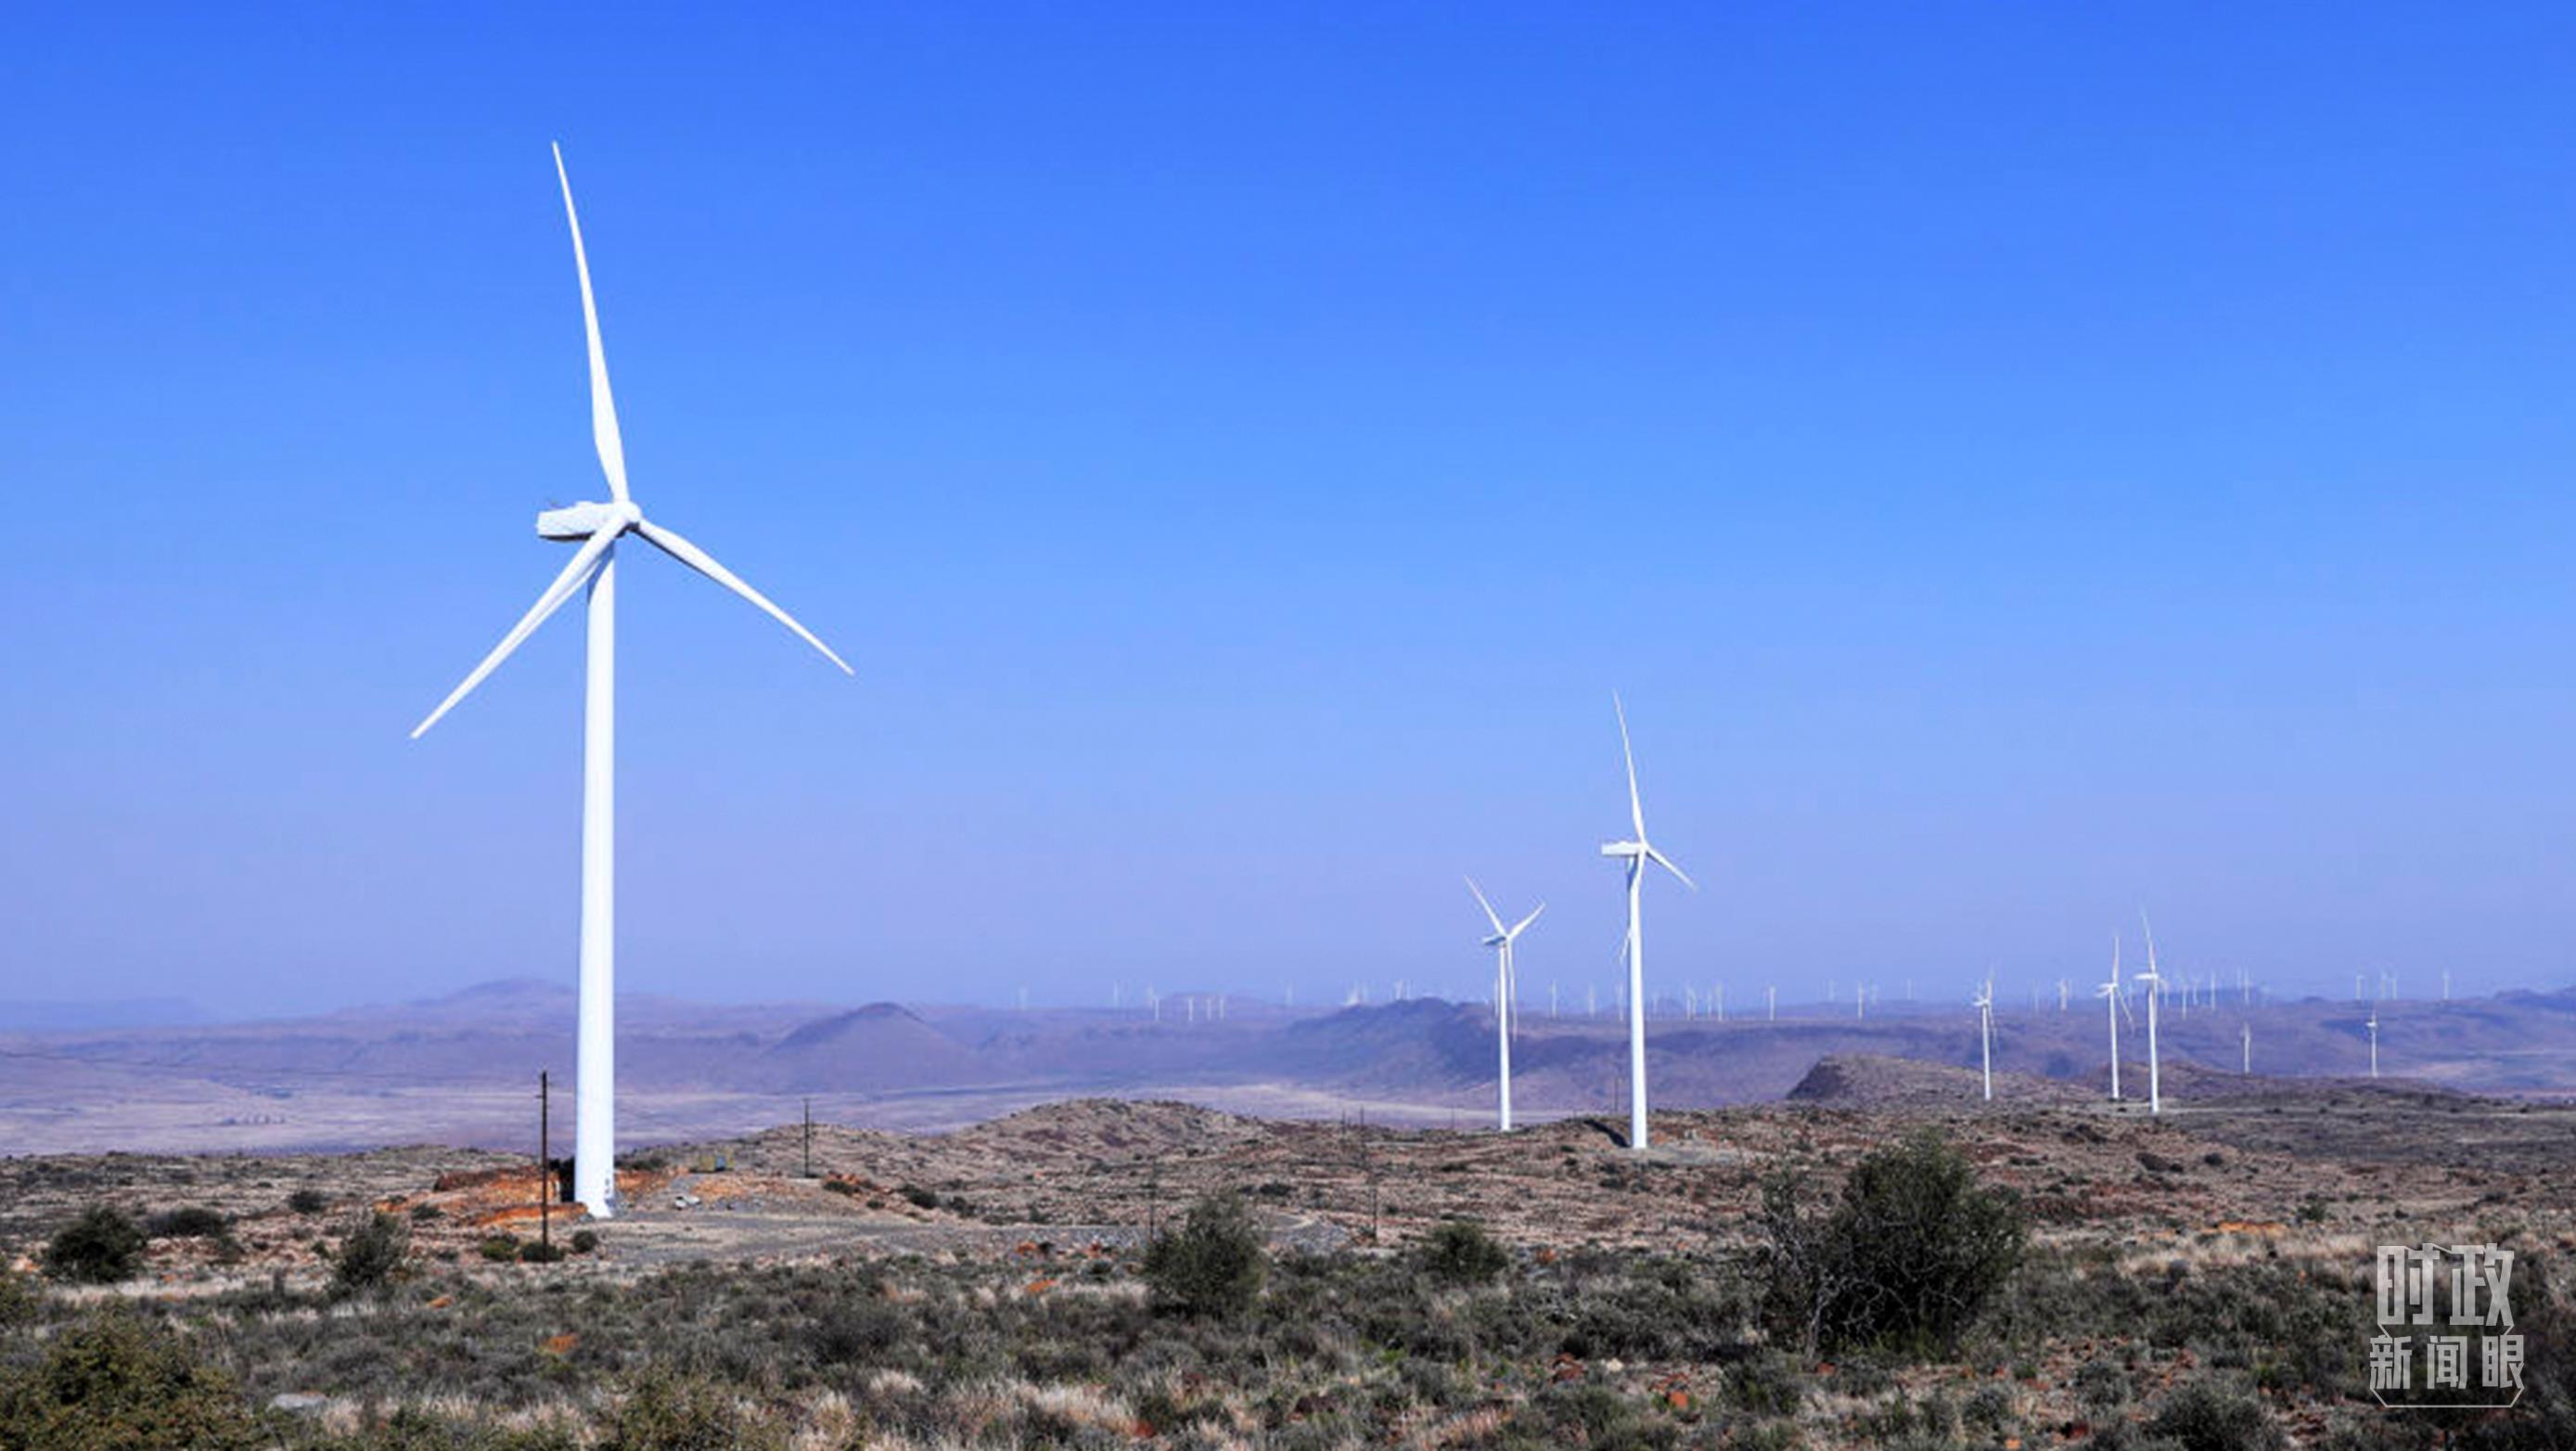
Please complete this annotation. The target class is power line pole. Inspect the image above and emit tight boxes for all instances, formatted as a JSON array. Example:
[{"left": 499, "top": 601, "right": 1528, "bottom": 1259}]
[
  {"left": 801, "top": 1096, "right": 813, "bottom": 1179},
  {"left": 537, "top": 1070, "right": 551, "bottom": 1252}
]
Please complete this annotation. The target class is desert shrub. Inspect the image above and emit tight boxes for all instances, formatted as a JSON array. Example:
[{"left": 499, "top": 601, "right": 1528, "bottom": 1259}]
[
  {"left": 2454, "top": 1249, "right": 2576, "bottom": 1450},
  {"left": 313, "top": 1405, "right": 583, "bottom": 1449},
  {"left": 0, "top": 1312, "right": 267, "bottom": 1451},
  {"left": 1144, "top": 1191, "right": 1266, "bottom": 1319},
  {"left": 2075, "top": 1355, "right": 2134, "bottom": 1410},
  {"left": 604, "top": 1368, "right": 778, "bottom": 1451},
  {"left": 0, "top": 1268, "right": 35, "bottom": 1328},
  {"left": 45, "top": 1206, "right": 147, "bottom": 1284},
  {"left": 287, "top": 1188, "right": 329, "bottom": 1214},
  {"left": 408, "top": 1202, "right": 445, "bottom": 1223},
  {"left": 147, "top": 1205, "right": 230, "bottom": 1239},
  {"left": 570, "top": 1229, "right": 600, "bottom": 1254},
  {"left": 2146, "top": 1378, "right": 2284, "bottom": 1451},
  {"left": 1421, "top": 1218, "right": 1510, "bottom": 1286},
  {"left": 479, "top": 1233, "right": 522, "bottom": 1263},
  {"left": 334, "top": 1211, "right": 409, "bottom": 1291},
  {"left": 519, "top": 1240, "right": 565, "bottom": 1264},
  {"left": 1720, "top": 1350, "right": 1807, "bottom": 1416},
  {"left": 898, "top": 1184, "right": 940, "bottom": 1210},
  {"left": 1511, "top": 1381, "right": 1676, "bottom": 1449},
  {"left": 1757, "top": 1127, "right": 2026, "bottom": 1357},
  {"left": 811, "top": 1297, "right": 903, "bottom": 1366}
]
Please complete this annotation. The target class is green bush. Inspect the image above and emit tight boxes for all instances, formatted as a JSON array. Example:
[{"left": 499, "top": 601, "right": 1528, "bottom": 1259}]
[
  {"left": 605, "top": 1368, "right": 779, "bottom": 1451},
  {"left": 334, "top": 1211, "right": 409, "bottom": 1292},
  {"left": 1757, "top": 1127, "right": 2026, "bottom": 1357},
  {"left": 1143, "top": 1191, "right": 1267, "bottom": 1319},
  {"left": 1421, "top": 1218, "right": 1510, "bottom": 1286},
  {"left": 408, "top": 1202, "right": 445, "bottom": 1223},
  {"left": 479, "top": 1234, "right": 522, "bottom": 1263},
  {"left": 0, "top": 1268, "right": 35, "bottom": 1328},
  {"left": 570, "top": 1229, "right": 600, "bottom": 1254},
  {"left": 45, "top": 1206, "right": 147, "bottom": 1284},
  {"left": 519, "top": 1240, "right": 565, "bottom": 1264},
  {"left": 2146, "top": 1379, "right": 2285, "bottom": 1451},
  {"left": 146, "top": 1205, "right": 229, "bottom": 1239},
  {"left": 0, "top": 1313, "right": 267, "bottom": 1451},
  {"left": 287, "top": 1188, "right": 329, "bottom": 1214}
]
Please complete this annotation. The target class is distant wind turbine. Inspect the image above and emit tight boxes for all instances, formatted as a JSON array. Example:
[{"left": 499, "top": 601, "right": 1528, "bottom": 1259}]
[
  {"left": 2136, "top": 912, "right": 2165, "bottom": 1114},
  {"left": 1466, "top": 877, "right": 1544, "bottom": 1132},
  {"left": 2095, "top": 934, "right": 2127, "bottom": 1101},
  {"left": 2241, "top": 1019, "right": 2251, "bottom": 1075},
  {"left": 1599, "top": 695, "right": 1693, "bottom": 1151},
  {"left": 1972, "top": 980, "right": 1994, "bottom": 1101},
  {"left": 411, "top": 146, "right": 852, "bottom": 1217},
  {"left": 2367, "top": 1005, "right": 2381, "bottom": 1079}
]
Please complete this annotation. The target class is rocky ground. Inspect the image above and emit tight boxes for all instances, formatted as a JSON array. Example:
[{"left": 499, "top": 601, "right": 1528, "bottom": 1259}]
[{"left": 3, "top": 1057, "right": 2570, "bottom": 1447}]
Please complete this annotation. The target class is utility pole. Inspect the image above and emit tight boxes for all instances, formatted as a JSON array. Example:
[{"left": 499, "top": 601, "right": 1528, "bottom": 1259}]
[
  {"left": 537, "top": 1070, "right": 551, "bottom": 1252},
  {"left": 801, "top": 1097, "right": 814, "bottom": 1179}
]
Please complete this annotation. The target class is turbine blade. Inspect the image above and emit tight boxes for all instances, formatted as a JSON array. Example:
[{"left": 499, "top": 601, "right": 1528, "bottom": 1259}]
[
  {"left": 410, "top": 529, "right": 618, "bottom": 738},
  {"left": 1509, "top": 902, "right": 1546, "bottom": 938},
  {"left": 1464, "top": 876, "right": 1506, "bottom": 935},
  {"left": 1614, "top": 691, "right": 1645, "bottom": 840},
  {"left": 553, "top": 143, "right": 630, "bottom": 505},
  {"left": 632, "top": 518, "right": 853, "bottom": 674},
  {"left": 1646, "top": 844, "right": 1696, "bottom": 892}
]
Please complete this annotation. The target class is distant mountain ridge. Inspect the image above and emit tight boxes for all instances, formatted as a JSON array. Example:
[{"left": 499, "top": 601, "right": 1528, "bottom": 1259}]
[{"left": 4, "top": 977, "right": 2573, "bottom": 1155}]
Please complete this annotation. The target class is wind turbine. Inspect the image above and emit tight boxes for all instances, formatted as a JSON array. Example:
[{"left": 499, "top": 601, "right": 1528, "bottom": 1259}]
[
  {"left": 1600, "top": 695, "right": 1693, "bottom": 1151},
  {"left": 1466, "top": 878, "right": 1544, "bottom": 1131},
  {"left": 2366, "top": 1005, "right": 2381, "bottom": 1078},
  {"left": 2095, "top": 933, "right": 2127, "bottom": 1100},
  {"left": 2136, "top": 913, "right": 2165, "bottom": 1114},
  {"left": 2241, "top": 1019, "right": 2251, "bottom": 1075},
  {"left": 1972, "top": 980, "right": 1994, "bottom": 1101},
  {"left": 411, "top": 146, "right": 851, "bottom": 1217}
]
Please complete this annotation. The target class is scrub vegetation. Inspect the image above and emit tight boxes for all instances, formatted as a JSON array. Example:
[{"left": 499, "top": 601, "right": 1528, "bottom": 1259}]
[{"left": 2, "top": 1098, "right": 2570, "bottom": 1448}]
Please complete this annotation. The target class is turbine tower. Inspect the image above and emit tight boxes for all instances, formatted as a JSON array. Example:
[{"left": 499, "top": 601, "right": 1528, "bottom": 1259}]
[
  {"left": 2095, "top": 933, "right": 2125, "bottom": 1100},
  {"left": 1972, "top": 980, "right": 1994, "bottom": 1101},
  {"left": 1599, "top": 694, "right": 1693, "bottom": 1151},
  {"left": 2366, "top": 1005, "right": 2380, "bottom": 1078},
  {"left": 2135, "top": 912, "right": 2165, "bottom": 1114},
  {"left": 412, "top": 146, "right": 852, "bottom": 1216},
  {"left": 1466, "top": 878, "right": 1544, "bottom": 1131}
]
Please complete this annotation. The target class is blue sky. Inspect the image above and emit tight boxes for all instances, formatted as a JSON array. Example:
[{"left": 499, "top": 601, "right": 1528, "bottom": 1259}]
[{"left": 1, "top": 4, "right": 2569, "bottom": 1017}]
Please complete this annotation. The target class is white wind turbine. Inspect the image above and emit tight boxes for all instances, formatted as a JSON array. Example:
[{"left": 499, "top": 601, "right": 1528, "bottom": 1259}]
[
  {"left": 1599, "top": 694, "right": 1694, "bottom": 1151},
  {"left": 1466, "top": 878, "right": 1544, "bottom": 1131},
  {"left": 411, "top": 146, "right": 852, "bottom": 1217},
  {"left": 2095, "top": 933, "right": 2128, "bottom": 1100},
  {"left": 2366, "top": 1004, "right": 2380, "bottom": 1078},
  {"left": 1972, "top": 979, "right": 1994, "bottom": 1101},
  {"left": 2135, "top": 912, "right": 2165, "bottom": 1114}
]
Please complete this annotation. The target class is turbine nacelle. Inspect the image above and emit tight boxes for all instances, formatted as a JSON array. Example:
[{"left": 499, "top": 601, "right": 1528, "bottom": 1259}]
[
  {"left": 538, "top": 499, "right": 643, "bottom": 540},
  {"left": 1600, "top": 840, "right": 1647, "bottom": 859}
]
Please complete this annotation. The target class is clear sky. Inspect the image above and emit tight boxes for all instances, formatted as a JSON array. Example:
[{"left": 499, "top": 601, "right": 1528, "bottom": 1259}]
[{"left": 2, "top": 4, "right": 2569, "bottom": 1018}]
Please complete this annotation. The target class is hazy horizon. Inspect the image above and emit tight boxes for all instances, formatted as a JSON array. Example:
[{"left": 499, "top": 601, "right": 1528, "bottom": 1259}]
[{"left": 6, "top": 6, "right": 2571, "bottom": 1019}]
